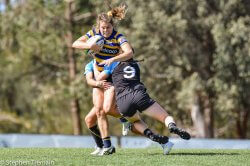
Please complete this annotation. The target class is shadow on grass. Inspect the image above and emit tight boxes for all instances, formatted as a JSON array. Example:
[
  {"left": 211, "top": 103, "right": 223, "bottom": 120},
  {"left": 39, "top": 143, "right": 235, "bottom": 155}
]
[
  {"left": 145, "top": 152, "right": 240, "bottom": 156},
  {"left": 169, "top": 152, "right": 239, "bottom": 156}
]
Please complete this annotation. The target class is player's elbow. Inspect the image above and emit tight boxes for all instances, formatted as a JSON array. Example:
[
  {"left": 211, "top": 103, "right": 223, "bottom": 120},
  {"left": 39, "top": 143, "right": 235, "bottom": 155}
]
[
  {"left": 72, "top": 41, "right": 77, "bottom": 48},
  {"left": 72, "top": 40, "right": 83, "bottom": 48},
  {"left": 127, "top": 50, "right": 134, "bottom": 59}
]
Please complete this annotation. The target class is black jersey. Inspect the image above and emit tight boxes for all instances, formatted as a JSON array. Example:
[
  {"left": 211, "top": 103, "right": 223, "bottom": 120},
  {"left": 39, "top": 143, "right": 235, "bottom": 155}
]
[{"left": 111, "top": 60, "right": 146, "bottom": 98}]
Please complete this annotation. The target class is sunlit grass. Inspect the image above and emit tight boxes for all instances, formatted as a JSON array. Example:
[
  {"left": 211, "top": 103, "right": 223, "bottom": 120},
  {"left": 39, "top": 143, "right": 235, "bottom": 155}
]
[{"left": 0, "top": 148, "right": 249, "bottom": 166}]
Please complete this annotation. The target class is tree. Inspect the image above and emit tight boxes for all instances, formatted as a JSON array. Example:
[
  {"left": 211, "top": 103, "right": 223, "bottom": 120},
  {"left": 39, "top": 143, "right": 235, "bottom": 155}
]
[
  {"left": 122, "top": 0, "right": 250, "bottom": 138},
  {"left": 0, "top": 0, "right": 94, "bottom": 134},
  {"left": 0, "top": 0, "right": 249, "bottom": 138},
  {"left": 65, "top": 0, "right": 82, "bottom": 135}
]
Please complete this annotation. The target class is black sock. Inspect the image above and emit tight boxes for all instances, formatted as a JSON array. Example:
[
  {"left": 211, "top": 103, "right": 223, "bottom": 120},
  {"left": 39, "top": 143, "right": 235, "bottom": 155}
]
[
  {"left": 143, "top": 128, "right": 168, "bottom": 144},
  {"left": 119, "top": 117, "right": 128, "bottom": 123},
  {"left": 168, "top": 122, "right": 176, "bottom": 128},
  {"left": 103, "top": 136, "right": 111, "bottom": 148},
  {"left": 89, "top": 125, "right": 103, "bottom": 148},
  {"left": 143, "top": 128, "right": 154, "bottom": 138}
]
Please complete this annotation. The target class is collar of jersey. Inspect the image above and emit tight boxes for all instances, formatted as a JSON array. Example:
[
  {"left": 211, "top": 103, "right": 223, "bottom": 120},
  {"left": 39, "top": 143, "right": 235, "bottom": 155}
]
[{"left": 93, "top": 28, "right": 117, "bottom": 40}]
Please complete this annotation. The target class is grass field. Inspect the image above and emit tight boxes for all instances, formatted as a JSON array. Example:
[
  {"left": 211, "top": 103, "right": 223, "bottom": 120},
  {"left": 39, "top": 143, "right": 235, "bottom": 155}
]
[{"left": 0, "top": 148, "right": 249, "bottom": 166}]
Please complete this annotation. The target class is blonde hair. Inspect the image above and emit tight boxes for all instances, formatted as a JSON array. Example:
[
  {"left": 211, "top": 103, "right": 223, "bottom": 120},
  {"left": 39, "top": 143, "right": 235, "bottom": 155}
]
[{"left": 95, "top": 3, "right": 128, "bottom": 31}]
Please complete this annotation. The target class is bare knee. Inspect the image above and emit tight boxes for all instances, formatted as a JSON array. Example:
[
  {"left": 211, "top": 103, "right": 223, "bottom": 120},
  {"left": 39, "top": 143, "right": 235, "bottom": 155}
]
[
  {"left": 95, "top": 107, "right": 105, "bottom": 118},
  {"left": 85, "top": 115, "right": 96, "bottom": 128}
]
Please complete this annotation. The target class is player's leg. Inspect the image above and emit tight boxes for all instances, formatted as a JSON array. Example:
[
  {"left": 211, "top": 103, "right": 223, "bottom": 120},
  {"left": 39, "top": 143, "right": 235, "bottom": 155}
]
[
  {"left": 108, "top": 92, "right": 174, "bottom": 154},
  {"left": 93, "top": 88, "right": 111, "bottom": 144},
  {"left": 96, "top": 87, "right": 115, "bottom": 155},
  {"left": 129, "top": 89, "right": 190, "bottom": 140},
  {"left": 85, "top": 107, "right": 103, "bottom": 155},
  {"left": 87, "top": 92, "right": 127, "bottom": 156},
  {"left": 142, "top": 102, "right": 191, "bottom": 140},
  {"left": 135, "top": 121, "right": 174, "bottom": 155},
  {"left": 127, "top": 112, "right": 167, "bottom": 143},
  {"left": 115, "top": 92, "right": 173, "bottom": 151},
  {"left": 130, "top": 112, "right": 167, "bottom": 142},
  {"left": 103, "top": 86, "right": 131, "bottom": 136},
  {"left": 85, "top": 107, "right": 98, "bottom": 129},
  {"left": 103, "top": 86, "right": 117, "bottom": 117},
  {"left": 127, "top": 112, "right": 174, "bottom": 154}
]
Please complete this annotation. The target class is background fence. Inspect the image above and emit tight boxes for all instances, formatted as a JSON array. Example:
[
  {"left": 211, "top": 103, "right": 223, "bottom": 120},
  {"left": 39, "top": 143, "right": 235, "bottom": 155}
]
[{"left": 1, "top": 134, "right": 250, "bottom": 149}]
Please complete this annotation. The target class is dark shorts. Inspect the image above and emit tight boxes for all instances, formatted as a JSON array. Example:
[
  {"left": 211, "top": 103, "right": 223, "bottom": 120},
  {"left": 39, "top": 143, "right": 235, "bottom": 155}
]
[
  {"left": 116, "top": 89, "right": 155, "bottom": 117},
  {"left": 106, "top": 75, "right": 112, "bottom": 83}
]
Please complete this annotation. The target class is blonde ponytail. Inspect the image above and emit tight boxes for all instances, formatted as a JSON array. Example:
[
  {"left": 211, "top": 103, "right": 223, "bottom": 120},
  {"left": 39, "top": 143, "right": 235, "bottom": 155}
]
[
  {"left": 95, "top": 2, "right": 128, "bottom": 31},
  {"left": 107, "top": 3, "right": 128, "bottom": 20}
]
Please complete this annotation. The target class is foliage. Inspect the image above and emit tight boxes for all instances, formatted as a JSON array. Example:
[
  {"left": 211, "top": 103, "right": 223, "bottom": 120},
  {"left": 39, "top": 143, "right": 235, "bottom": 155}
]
[{"left": 0, "top": 0, "right": 249, "bottom": 138}]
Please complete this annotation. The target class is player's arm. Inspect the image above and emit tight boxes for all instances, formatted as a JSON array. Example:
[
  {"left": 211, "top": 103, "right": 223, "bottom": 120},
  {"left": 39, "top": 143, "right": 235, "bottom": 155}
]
[
  {"left": 112, "top": 42, "right": 133, "bottom": 62},
  {"left": 84, "top": 60, "right": 111, "bottom": 89},
  {"left": 85, "top": 72, "right": 111, "bottom": 89},
  {"left": 72, "top": 35, "right": 101, "bottom": 52},
  {"left": 93, "top": 63, "right": 110, "bottom": 81},
  {"left": 95, "top": 71, "right": 109, "bottom": 81},
  {"left": 72, "top": 36, "right": 89, "bottom": 49},
  {"left": 99, "top": 42, "right": 133, "bottom": 66},
  {"left": 85, "top": 72, "right": 98, "bottom": 88}
]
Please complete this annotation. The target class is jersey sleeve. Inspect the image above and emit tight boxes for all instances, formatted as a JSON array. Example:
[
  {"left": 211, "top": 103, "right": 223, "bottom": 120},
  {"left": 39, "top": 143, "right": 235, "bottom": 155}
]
[
  {"left": 84, "top": 29, "right": 95, "bottom": 40},
  {"left": 116, "top": 34, "right": 128, "bottom": 46},
  {"left": 103, "top": 64, "right": 113, "bottom": 75},
  {"left": 102, "top": 69, "right": 111, "bottom": 76},
  {"left": 106, "top": 62, "right": 120, "bottom": 74},
  {"left": 84, "top": 60, "right": 94, "bottom": 75}
]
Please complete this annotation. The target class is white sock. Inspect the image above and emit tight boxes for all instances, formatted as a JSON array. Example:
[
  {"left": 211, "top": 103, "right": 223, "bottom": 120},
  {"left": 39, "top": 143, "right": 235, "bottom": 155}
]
[{"left": 164, "top": 116, "right": 175, "bottom": 128}]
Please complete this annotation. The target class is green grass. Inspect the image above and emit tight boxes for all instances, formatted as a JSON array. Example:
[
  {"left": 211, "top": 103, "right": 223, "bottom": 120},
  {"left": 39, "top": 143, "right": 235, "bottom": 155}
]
[{"left": 0, "top": 148, "right": 249, "bottom": 166}]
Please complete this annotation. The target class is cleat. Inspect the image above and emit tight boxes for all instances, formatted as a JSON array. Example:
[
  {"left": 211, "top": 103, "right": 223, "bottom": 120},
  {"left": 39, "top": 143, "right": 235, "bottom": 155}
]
[
  {"left": 90, "top": 147, "right": 102, "bottom": 155},
  {"left": 98, "top": 146, "right": 116, "bottom": 156},
  {"left": 169, "top": 126, "right": 191, "bottom": 140},
  {"left": 122, "top": 122, "right": 132, "bottom": 136},
  {"left": 150, "top": 134, "right": 169, "bottom": 144},
  {"left": 161, "top": 141, "right": 174, "bottom": 155}
]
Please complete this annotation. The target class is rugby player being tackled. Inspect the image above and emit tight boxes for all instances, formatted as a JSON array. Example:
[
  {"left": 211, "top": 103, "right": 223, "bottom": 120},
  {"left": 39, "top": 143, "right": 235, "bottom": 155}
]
[{"left": 100, "top": 58, "right": 191, "bottom": 141}]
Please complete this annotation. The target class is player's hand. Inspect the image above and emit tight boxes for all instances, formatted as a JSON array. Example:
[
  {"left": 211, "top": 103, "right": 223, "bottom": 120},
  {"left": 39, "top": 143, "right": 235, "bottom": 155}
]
[
  {"left": 99, "top": 58, "right": 114, "bottom": 66},
  {"left": 96, "top": 80, "right": 112, "bottom": 89},
  {"left": 90, "top": 43, "right": 101, "bottom": 52},
  {"left": 102, "top": 81, "right": 112, "bottom": 90}
]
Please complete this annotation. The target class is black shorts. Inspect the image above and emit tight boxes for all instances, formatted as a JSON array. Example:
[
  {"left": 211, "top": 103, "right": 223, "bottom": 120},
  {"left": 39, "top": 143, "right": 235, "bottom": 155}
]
[
  {"left": 106, "top": 75, "right": 112, "bottom": 83},
  {"left": 116, "top": 89, "right": 155, "bottom": 117}
]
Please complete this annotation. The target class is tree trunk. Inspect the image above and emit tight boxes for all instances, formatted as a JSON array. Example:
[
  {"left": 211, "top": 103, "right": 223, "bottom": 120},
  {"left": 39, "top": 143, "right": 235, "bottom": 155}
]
[
  {"left": 65, "top": 0, "right": 82, "bottom": 135},
  {"left": 4, "top": 0, "right": 10, "bottom": 5},
  {"left": 203, "top": 88, "right": 214, "bottom": 138},
  {"left": 191, "top": 91, "right": 206, "bottom": 137},
  {"left": 70, "top": 98, "right": 82, "bottom": 135},
  {"left": 236, "top": 110, "right": 249, "bottom": 139}
]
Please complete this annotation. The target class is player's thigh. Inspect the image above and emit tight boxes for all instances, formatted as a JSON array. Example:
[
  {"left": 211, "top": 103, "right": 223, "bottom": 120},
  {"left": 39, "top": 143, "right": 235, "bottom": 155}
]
[
  {"left": 143, "top": 102, "right": 169, "bottom": 123},
  {"left": 103, "top": 86, "right": 115, "bottom": 113},
  {"left": 116, "top": 93, "right": 137, "bottom": 117},
  {"left": 107, "top": 103, "right": 121, "bottom": 118},
  {"left": 134, "top": 90, "right": 155, "bottom": 113},
  {"left": 92, "top": 88, "right": 104, "bottom": 109}
]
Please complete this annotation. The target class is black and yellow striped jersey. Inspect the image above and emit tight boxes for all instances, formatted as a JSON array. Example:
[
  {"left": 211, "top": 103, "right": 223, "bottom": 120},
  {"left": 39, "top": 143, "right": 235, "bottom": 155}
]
[{"left": 84, "top": 28, "right": 128, "bottom": 71}]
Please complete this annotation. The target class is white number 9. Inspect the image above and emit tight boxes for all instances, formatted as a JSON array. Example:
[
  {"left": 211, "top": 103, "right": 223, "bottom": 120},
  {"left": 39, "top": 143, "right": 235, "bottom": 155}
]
[{"left": 123, "top": 66, "right": 135, "bottom": 78}]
